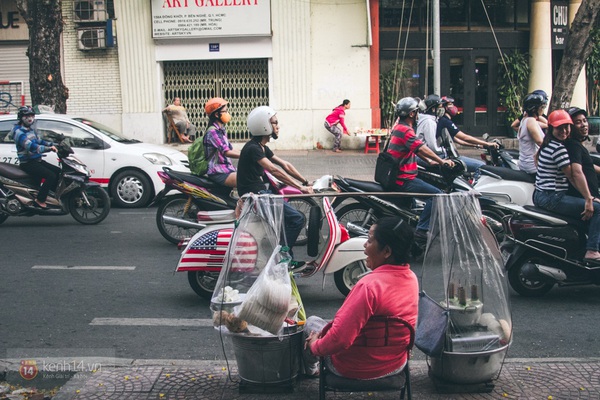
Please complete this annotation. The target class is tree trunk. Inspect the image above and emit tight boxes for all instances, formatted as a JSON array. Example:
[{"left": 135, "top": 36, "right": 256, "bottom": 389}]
[
  {"left": 550, "top": 0, "right": 600, "bottom": 112},
  {"left": 16, "top": 0, "right": 69, "bottom": 113}
]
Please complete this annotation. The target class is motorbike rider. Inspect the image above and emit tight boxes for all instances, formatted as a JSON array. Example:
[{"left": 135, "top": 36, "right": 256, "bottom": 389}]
[
  {"left": 435, "top": 95, "right": 497, "bottom": 173},
  {"left": 12, "top": 106, "right": 59, "bottom": 209},
  {"left": 416, "top": 94, "right": 442, "bottom": 158},
  {"left": 202, "top": 97, "right": 239, "bottom": 188},
  {"left": 517, "top": 92, "right": 546, "bottom": 176},
  {"left": 237, "top": 105, "right": 313, "bottom": 264},
  {"left": 564, "top": 107, "right": 599, "bottom": 199},
  {"left": 388, "top": 97, "right": 454, "bottom": 247},
  {"left": 533, "top": 109, "right": 600, "bottom": 263},
  {"left": 511, "top": 89, "right": 549, "bottom": 132}
]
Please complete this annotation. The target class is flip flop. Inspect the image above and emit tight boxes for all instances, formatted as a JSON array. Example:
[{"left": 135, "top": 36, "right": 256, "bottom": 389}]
[
  {"left": 33, "top": 201, "right": 49, "bottom": 209},
  {"left": 583, "top": 257, "right": 600, "bottom": 265}
]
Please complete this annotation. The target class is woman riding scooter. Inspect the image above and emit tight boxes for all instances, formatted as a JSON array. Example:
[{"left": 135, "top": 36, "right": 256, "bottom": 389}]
[{"left": 533, "top": 109, "right": 600, "bottom": 263}]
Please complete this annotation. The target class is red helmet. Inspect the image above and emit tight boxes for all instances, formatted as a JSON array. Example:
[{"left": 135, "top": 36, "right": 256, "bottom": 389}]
[
  {"left": 205, "top": 97, "right": 228, "bottom": 115},
  {"left": 548, "top": 110, "right": 573, "bottom": 128}
]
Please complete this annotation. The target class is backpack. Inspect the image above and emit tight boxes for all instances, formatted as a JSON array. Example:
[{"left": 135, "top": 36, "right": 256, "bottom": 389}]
[{"left": 188, "top": 135, "right": 208, "bottom": 176}]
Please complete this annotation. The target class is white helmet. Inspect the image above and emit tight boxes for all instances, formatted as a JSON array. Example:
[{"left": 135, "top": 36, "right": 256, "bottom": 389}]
[{"left": 247, "top": 106, "right": 277, "bottom": 137}]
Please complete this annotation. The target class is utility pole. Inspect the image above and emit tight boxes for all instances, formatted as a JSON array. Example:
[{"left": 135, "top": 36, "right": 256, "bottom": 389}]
[{"left": 432, "top": 0, "right": 441, "bottom": 95}]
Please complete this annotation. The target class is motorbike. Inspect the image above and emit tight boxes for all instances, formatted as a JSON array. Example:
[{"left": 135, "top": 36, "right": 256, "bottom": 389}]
[
  {"left": 152, "top": 168, "right": 316, "bottom": 245},
  {"left": 175, "top": 175, "right": 369, "bottom": 299},
  {"left": 479, "top": 134, "right": 519, "bottom": 170},
  {"left": 0, "top": 139, "right": 111, "bottom": 225},
  {"left": 501, "top": 203, "right": 600, "bottom": 297},
  {"left": 334, "top": 160, "right": 509, "bottom": 243}
]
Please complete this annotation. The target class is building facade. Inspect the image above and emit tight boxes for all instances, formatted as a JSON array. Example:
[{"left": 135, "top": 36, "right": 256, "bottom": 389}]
[{"left": 0, "top": 0, "right": 591, "bottom": 148}]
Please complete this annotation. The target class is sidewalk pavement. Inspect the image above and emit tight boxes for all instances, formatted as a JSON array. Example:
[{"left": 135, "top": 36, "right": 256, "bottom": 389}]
[{"left": 3, "top": 357, "right": 600, "bottom": 399}]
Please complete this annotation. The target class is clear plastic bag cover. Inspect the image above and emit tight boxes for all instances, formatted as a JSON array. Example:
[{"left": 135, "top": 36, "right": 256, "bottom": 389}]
[
  {"left": 211, "top": 195, "right": 296, "bottom": 335},
  {"left": 421, "top": 192, "right": 512, "bottom": 353}
]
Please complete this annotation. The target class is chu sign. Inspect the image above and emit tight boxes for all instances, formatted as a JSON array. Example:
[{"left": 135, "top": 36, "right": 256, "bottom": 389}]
[{"left": 551, "top": 0, "right": 568, "bottom": 49}]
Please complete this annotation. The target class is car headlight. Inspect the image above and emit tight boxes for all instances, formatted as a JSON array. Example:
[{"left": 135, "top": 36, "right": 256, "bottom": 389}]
[{"left": 144, "top": 153, "right": 173, "bottom": 166}]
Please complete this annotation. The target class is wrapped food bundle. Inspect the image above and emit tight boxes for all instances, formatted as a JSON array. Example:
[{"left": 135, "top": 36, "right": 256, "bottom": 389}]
[{"left": 236, "top": 257, "right": 292, "bottom": 335}]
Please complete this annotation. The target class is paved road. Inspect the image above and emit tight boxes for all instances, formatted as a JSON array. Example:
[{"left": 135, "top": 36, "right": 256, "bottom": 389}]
[{"left": 1, "top": 206, "right": 600, "bottom": 365}]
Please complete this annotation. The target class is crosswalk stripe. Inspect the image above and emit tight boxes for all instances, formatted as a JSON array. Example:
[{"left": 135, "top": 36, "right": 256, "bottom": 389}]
[
  {"left": 90, "top": 318, "right": 213, "bottom": 327},
  {"left": 32, "top": 266, "right": 136, "bottom": 270}
]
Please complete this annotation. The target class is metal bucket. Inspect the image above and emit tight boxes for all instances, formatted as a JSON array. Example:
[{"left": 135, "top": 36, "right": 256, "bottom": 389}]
[
  {"left": 429, "top": 344, "right": 509, "bottom": 384},
  {"left": 231, "top": 330, "right": 302, "bottom": 384}
]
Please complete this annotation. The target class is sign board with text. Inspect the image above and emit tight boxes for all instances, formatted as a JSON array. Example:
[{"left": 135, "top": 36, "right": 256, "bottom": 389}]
[
  {"left": 551, "top": 0, "right": 568, "bottom": 49},
  {"left": 0, "top": 0, "right": 29, "bottom": 41},
  {"left": 151, "top": 0, "right": 271, "bottom": 39}
]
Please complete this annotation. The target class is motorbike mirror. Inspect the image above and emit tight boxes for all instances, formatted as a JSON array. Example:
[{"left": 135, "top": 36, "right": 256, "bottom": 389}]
[{"left": 482, "top": 133, "right": 490, "bottom": 141}]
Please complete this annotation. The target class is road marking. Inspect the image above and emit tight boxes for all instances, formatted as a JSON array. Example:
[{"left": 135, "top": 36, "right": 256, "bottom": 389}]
[
  {"left": 32, "top": 265, "right": 136, "bottom": 270},
  {"left": 90, "top": 318, "right": 213, "bottom": 327}
]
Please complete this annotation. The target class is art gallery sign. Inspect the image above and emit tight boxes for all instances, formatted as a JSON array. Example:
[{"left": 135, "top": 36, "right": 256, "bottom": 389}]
[{"left": 151, "top": 0, "right": 271, "bottom": 38}]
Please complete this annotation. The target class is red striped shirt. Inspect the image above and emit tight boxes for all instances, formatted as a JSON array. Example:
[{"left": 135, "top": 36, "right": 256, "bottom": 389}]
[{"left": 387, "top": 121, "right": 423, "bottom": 185}]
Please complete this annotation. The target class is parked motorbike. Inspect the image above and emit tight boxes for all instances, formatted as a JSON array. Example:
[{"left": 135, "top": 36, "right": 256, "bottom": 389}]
[
  {"left": 175, "top": 175, "right": 368, "bottom": 299},
  {"left": 0, "top": 139, "right": 111, "bottom": 225},
  {"left": 502, "top": 203, "right": 600, "bottom": 297},
  {"left": 152, "top": 168, "right": 316, "bottom": 245}
]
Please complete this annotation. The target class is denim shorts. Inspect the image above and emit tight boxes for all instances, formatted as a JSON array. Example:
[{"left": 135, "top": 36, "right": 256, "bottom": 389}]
[{"left": 207, "top": 172, "right": 232, "bottom": 185}]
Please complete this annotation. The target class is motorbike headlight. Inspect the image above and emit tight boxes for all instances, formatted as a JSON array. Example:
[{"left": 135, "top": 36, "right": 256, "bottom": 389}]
[{"left": 144, "top": 153, "right": 173, "bottom": 166}]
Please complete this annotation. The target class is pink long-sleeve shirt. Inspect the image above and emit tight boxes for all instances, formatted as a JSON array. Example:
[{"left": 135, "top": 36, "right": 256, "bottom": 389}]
[
  {"left": 325, "top": 106, "right": 349, "bottom": 133},
  {"left": 310, "top": 264, "right": 418, "bottom": 379}
]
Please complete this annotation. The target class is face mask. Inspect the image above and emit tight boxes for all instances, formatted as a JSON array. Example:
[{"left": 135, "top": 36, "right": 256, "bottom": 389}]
[
  {"left": 446, "top": 105, "right": 458, "bottom": 117},
  {"left": 436, "top": 107, "right": 445, "bottom": 118},
  {"left": 219, "top": 112, "right": 232, "bottom": 124},
  {"left": 22, "top": 116, "right": 35, "bottom": 127}
]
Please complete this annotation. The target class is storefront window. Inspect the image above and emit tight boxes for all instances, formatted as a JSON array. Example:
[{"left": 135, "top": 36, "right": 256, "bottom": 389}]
[
  {"left": 475, "top": 57, "right": 489, "bottom": 126},
  {"left": 449, "top": 57, "right": 464, "bottom": 125}
]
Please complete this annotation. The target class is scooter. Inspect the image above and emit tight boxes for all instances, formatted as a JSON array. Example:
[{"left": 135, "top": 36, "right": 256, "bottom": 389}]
[
  {"left": 0, "top": 139, "right": 111, "bottom": 225},
  {"left": 152, "top": 168, "right": 316, "bottom": 245},
  {"left": 334, "top": 160, "right": 509, "bottom": 243},
  {"left": 501, "top": 203, "right": 600, "bottom": 297},
  {"left": 175, "top": 175, "right": 368, "bottom": 299}
]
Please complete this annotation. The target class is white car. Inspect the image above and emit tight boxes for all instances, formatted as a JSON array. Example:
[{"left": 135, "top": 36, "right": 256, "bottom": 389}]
[{"left": 0, "top": 114, "right": 190, "bottom": 208}]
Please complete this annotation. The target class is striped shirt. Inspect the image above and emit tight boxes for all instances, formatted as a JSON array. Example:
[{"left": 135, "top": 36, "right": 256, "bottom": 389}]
[
  {"left": 535, "top": 139, "right": 571, "bottom": 192},
  {"left": 388, "top": 121, "right": 424, "bottom": 185}
]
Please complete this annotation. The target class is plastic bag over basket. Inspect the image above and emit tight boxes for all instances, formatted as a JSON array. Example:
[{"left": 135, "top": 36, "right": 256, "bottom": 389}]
[
  {"left": 210, "top": 194, "right": 300, "bottom": 336},
  {"left": 417, "top": 192, "right": 512, "bottom": 362}
]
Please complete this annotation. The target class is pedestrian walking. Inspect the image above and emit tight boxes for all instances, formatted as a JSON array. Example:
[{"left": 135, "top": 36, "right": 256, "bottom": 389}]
[{"left": 324, "top": 99, "right": 351, "bottom": 153}]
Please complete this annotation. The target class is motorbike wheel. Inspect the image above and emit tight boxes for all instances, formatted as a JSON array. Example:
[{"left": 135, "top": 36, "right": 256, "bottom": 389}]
[
  {"left": 68, "top": 187, "right": 111, "bottom": 225},
  {"left": 288, "top": 197, "right": 318, "bottom": 246},
  {"left": 0, "top": 214, "right": 8, "bottom": 225},
  {"left": 188, "top": 271, "right": 219, "bottom": 300},
  {"left": 334, "top": 260, "right": 369, "bottom": 296},
  {"left": 336, "top": 203, "right": 380, "bottom": 235},
  {"left": 507, "top": 253, "right": 555, "bottom": 297},
  {"left": 156, "top": 195, "right": 201, "bottom": 245}
]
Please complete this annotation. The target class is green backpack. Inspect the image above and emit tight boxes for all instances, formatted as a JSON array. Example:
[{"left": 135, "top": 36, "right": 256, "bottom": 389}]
[{"left": 188, "top": 135, "right": 208, "bottom": 176}]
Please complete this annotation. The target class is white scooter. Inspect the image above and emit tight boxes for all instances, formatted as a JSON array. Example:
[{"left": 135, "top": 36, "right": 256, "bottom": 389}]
[
  {"left": 472, "top": 165, "right": 535, "bottom": 206},
  {"left": 175, "top": 176, "right": 369, "bottom": 299}
]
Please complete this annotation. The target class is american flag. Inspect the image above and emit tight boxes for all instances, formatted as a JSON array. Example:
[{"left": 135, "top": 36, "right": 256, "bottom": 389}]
[{"left": 178, "top": 228, "right": 258, "bottom": 272}]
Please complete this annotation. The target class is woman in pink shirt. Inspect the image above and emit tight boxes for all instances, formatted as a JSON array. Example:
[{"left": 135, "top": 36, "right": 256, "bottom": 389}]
[
  {"left": 324, "top": 99, "right": 351, "bottom": 153},
  {"left": 302, "top": 216, "right": 419, "bottom": 379}
]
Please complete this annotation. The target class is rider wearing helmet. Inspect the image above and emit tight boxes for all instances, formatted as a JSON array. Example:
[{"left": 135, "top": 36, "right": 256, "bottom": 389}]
[
  {"left": 511, "top": 89, "right": 549, "bottom": 132},
  {"left": 435, "top": 95, "right": 497, "bottom": 173},
  {"left": 416, "top": 94, "right": 443, "bottom": 155},
  {"left": 517, "top": 92, "right": 547, "bottom": 175},
  {"left": 237, "top": 106, "right": 313, "bottom": 260},
  {"left": 195, "top": 97, "right": 239, "bottom": 187},
  {"left": 12, "top": 106, "right": 59, "bottom": 209},
  {"left": 386, "top": 97, "right": 454, "bottom": 246},
  {"left": 563, "top": 107, "right": 599, "bottom": 199}
]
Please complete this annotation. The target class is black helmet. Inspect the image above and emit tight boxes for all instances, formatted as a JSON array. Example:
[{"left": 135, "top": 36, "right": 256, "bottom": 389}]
[
  {"left": 395, "top": 97, "right": 423, "bottom": 118},
  {"left": 567, "top": 106, "right": 587, "bottom": 119},
  {"left": 424, "top": 94, "right": 441, "bottom": 114},
  {"left": 532, "top": 89, "right": 549, "bottom": 103},
  {"left": 17, "top": 106, "right": 35, "bottom": 121},
  {"left": 441, "top": 96, "right": 455, "bottom": 106},
  {"left": 522, "top": 93, "right": 545, "bottom": 115}
]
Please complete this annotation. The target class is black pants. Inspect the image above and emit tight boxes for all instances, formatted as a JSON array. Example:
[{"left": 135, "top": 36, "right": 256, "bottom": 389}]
[{"left": 20, "top": 160, "right": 60, "bottom": 202}]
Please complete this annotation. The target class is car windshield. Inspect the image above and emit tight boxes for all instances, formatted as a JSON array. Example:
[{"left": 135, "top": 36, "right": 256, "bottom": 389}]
[{"left": 72, "top": 118, "right": 141, "bottom": 143}]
